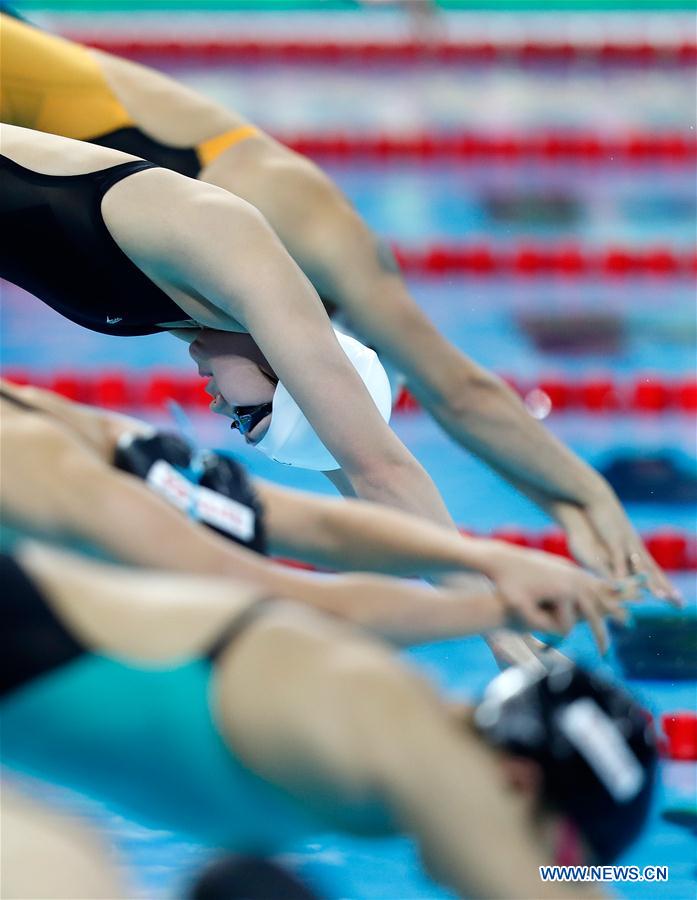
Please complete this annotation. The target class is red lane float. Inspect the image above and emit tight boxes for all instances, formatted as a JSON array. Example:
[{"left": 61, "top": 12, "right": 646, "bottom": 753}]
[
  {"left": 70, "top": 36, "right": 697, "bottom": 67},
  {"left": 397, "top": 376, "right": 697, "bottom": 414},
  {"left": 662, "top": 713, "right": 697, "bottom": 761},
  {"left": 1, "top": 369, "right": 211, "bottom": 411},
  {"left": 493, "top": 527, "right": 696, "bottom": 572},
  {"left": 3, "top": 371, "right": 695, "bottom": 417},
  {"left": 279, "top": 528, "right": 695, "bottom": 572},
  {"left": 277, "top": 528, "right": 694, "bottom": 572},
  {"left": 280, "top": 131, "right": 697, "bottom": 165},
  {"left": 392, "top": 244, "right": 697, "bottom": 278}
]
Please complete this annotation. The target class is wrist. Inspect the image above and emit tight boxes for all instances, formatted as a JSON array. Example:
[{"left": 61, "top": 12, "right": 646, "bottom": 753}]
[
  {"left": 441, "top": 584, "right": 508, "bottom": 633},
  {"left": 485, "top": 591, "right": 509, "bottom": 631},
  {"left": 576, "top": 470, "right": 616, "bottom": 507},
  {"left": 468, "top": 539, "right": 514, "bottom": 581}
]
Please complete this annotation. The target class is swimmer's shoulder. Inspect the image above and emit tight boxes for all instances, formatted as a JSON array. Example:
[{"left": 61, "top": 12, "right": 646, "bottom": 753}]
[{"left": 0, "top": 124, "right": 220, "bottom": 228}]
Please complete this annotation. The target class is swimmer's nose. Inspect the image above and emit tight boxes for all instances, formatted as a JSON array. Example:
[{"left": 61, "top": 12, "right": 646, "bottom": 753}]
[
  {"left": 189, "top": 341, "right": 209, "bottom": 372},
  {"left": 195, "top": 357, "right": 212, "bottom": 377}
]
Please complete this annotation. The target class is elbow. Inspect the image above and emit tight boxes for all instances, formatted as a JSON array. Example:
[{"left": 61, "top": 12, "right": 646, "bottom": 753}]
[
  {"left": 202, "top": 189, "right": 283, "bottom": 257},
  {"left": 347, "top": 453, "right": 426, "bottom": 499},
  {"left": 229, "top": 195, "right": 282, "bottom": 253},
  {"left": 439, "top": 365, "right": 512, "bottom": 420}
]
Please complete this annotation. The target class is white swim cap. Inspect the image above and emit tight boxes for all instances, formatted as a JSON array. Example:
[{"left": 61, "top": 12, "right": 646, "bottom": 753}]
[
  {"left": 254, "top": 329, "right": 392, "bottom": 471},
  {"left": 329, "top": 311, "right": 405, "bottom": 403}
]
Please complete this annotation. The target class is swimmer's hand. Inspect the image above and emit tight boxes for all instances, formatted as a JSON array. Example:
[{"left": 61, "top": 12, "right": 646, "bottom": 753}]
[
  {"left": 482, "top": 542, "right": 639, "bottom": 655},
  {"left": 500, "top": 473, "right": 682, "bottom": 606},
  {"left": 548, "top": 491, "right": 682, "bottom": 606}
]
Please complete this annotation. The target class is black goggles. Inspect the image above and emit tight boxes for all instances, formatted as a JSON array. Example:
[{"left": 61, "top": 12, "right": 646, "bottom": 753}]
[{"left": 230, "top": 401, "right": 273, "bottom": 436}]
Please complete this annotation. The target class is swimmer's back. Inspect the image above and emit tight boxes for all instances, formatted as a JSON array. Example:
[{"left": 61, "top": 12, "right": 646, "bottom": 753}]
[
  {"left": 0, "top": 13, "right": 260, "bottom": 174},
  {"left": 0, "top": 13, "right": 131, "bottom": 140}
]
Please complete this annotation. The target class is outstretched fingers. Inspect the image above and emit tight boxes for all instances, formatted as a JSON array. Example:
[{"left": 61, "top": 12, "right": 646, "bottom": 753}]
[
  {"left": 628, "top": 543, "right": 683, "bottom": 606},
  {"left": 574, "top": 589, "right": 611, "bottom": 655}
]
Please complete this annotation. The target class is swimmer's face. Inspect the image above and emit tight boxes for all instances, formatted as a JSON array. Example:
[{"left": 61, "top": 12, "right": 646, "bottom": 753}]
[{"left": 190, "top": 331, "right": 276, "bottom": 445}]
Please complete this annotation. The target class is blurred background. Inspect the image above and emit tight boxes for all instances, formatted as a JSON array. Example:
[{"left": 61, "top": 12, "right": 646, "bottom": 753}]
[{"left": 2, "top": 1, "right": 696, "bottom": 898}]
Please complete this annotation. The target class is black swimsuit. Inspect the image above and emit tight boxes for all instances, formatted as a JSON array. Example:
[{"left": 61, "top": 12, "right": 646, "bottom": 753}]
[
  {"left": 0, "top": 552, "right": 274, "bottom": 699},
  {"left": 91, "top": 127, "right": 201, "bottom": 179},
  {"left": 0, "top": 155, "right": 188, "bottom": 336},
  {"left": 1, "top": 554, "right": 83, "bottom": 697}
]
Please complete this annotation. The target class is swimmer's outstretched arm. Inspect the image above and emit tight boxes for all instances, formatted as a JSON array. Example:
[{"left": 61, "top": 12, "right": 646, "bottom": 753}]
[
  {"left": 259, "top": 480, "right": 631, "bottom": 651},
  {"left": 335, "top": 261, "right": 676, "bottom": 599},
  {"left": 103, "top": 171, "right": 453, "bottom": 529},
  {"left": 259, "top": 478, "right": 497, "bottom": 574},
  {"left": 0, "top": 407, "right": 531, "bottom": 644},
  {"left": 13, "top": 407, "right": 628, "bottom": 647},
  {"left": 1, "top": 382, "right": 626, "bottom": 649},
  {"left": 215, "top": 147, "right": 676, "bottom": 601}
]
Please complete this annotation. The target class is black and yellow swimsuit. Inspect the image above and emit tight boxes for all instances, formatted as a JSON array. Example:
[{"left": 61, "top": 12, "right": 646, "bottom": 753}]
[{"left": 0, "top": 12, "right": 258, "bottom": 178}]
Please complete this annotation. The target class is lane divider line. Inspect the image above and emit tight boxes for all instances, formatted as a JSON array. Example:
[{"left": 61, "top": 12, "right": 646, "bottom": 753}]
[
  {"left": 392, "top": 244, "right": 697, "bottom": 278},
  {"left": 3, "top": 372, "right": 695, "bottom": 416},
  {"left": 280, "top": 131, "right": 697, "bottom": 165},
  {"left": 69, "top": 36, "right": 697, "bottom": 67},
  {"left": 278, "top": 525, "right": 696, "bottom": 572}
]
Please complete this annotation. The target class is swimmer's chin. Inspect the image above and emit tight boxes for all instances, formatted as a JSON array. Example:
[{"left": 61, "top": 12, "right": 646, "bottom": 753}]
[
  {"left": 246, "top": 415, "right": 271, "bottom": 445},
  {"left": 209, "top": 393, "right": 233, "bottom": 416}
]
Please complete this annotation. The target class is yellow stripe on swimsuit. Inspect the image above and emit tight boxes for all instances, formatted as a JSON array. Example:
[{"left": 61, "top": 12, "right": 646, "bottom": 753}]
[{"left": 197, "top": 124, "right": 260, "bottom": 168}]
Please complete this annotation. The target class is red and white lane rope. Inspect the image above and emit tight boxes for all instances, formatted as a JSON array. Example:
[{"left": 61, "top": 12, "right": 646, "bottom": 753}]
[
  {"left": 3, "top": 372, "right": 695, "bottom": 416},
  {"left": 280, "top": 526, "right": 696, "bottom": 572},
  {"left": 68, "top": 35, "right": 697, "bottom": 67},
  {"left": 280, "top": 131, "right": 697, "bottom": 165},
  {"left": 392, "top": 244, "right": 696, "bottom": 279}
]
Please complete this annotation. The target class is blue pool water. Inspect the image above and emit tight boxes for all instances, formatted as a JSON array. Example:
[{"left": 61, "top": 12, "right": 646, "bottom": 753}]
[
  {"left": 326, "top": 164, "right": 697, "bottom": 246},
  {"left": 1, "top": 51, "right": 695, "bottom": 899}
]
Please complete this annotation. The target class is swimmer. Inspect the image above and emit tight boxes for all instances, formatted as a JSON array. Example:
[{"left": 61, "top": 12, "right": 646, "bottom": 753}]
[
  {"left": 0, "top": 11, "right": 678, "bottom": 601},
  {"left": 2, "top": 541, "right": 657, "bottom": 899},
  {"left": 0, "top": 122, "right": 449, "bottom": 529},
  {"left": 1, "top": 379, "right": 634, "bottom": 651}
]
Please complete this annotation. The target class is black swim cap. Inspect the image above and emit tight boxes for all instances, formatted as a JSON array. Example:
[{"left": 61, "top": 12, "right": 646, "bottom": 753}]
[{"left": 474, "top": 662, "right": 658, "bottom": 863}]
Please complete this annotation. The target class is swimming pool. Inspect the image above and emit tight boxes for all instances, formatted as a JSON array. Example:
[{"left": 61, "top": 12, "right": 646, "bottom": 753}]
[{"left": 1, "top": 29, "right": 696, "bottom": 900}]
